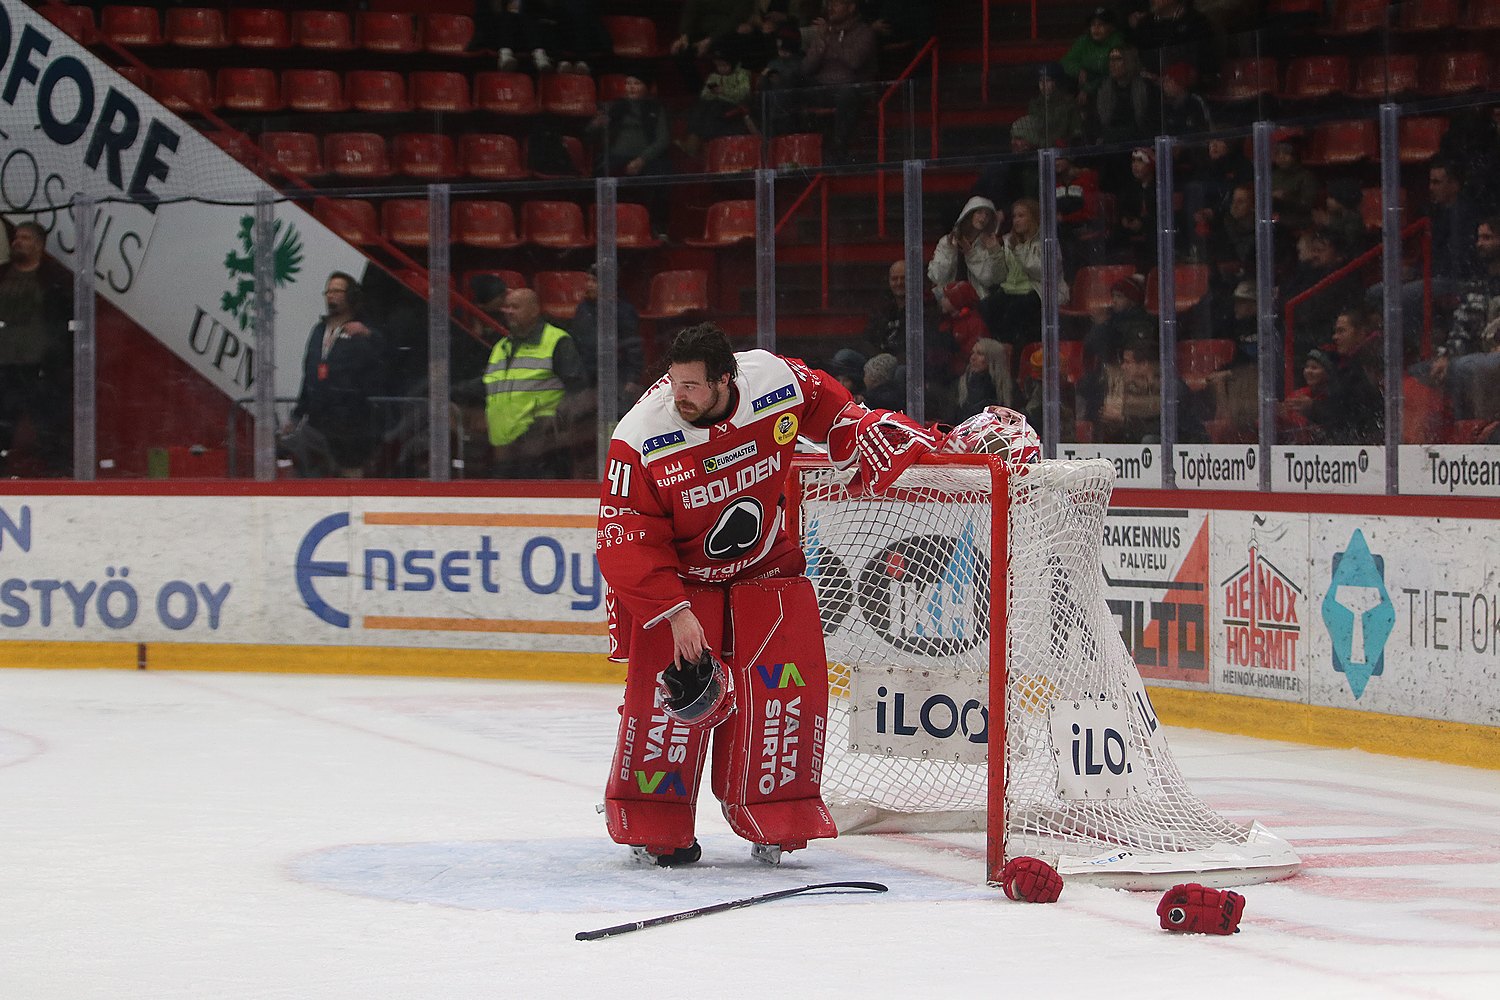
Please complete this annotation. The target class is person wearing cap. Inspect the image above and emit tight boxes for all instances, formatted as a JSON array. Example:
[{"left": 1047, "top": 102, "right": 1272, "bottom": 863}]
[
  {"left": 1061, "top": 8, "right": 1126, "bottom": 100},
  {"left": 825, "top": 346, "right": 867, "bottom": 398},
  {"left": 1110, "top": 147, "right": 1158, "bottom": 273},
  {"left": 590, "top": 69, "right": 672, "bottom": 180},
  {"left": 1202, "top": 280, "right": 1263, "bottom": 441},
  {"left": 1083, "top": 274, "right": 1153, "bottom": 369},
  {"left": 1278, "top": 349, "right": 1333, "bottom": 443},
  {"left": 1280, "top": 306, "right": 1383, "bottom": 445},
  {"left": 682, "top": 46, "right": 755, "bottom": 156},
  {"left": 1029, "top": 63, "right": 1084, "bottom": 148}
]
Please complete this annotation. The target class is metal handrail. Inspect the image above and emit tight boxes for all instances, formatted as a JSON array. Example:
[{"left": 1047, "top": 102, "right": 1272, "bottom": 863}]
[
  {"left": 775, "top": 175, "right": 832, "bottom": 309},
  {"left": 876, "top": 37, "right": 940, "bottom": 238},
  {"left": 1282, "top": 217, "right": 1430, "bottom": 387}
]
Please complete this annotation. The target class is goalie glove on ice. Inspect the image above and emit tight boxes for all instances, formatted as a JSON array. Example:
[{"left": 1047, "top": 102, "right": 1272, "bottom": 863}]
[
  {"left": 999, "top": 857, "right": 1063, "bottom": 903},
  {"left": 657, "top": 651, "right": 734, "bottom": 729},
  {"left": 1157, "top": 883, "right": 1245, "bottom": 934}
]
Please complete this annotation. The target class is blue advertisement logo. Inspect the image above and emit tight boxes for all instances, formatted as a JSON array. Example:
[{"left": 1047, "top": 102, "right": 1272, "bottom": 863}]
[
  {"left": 295, "top": 513, "right": 352, "bottom": 628},
  {"left": 1321, "top": 529, "right": 1396, "bottom": 698}
]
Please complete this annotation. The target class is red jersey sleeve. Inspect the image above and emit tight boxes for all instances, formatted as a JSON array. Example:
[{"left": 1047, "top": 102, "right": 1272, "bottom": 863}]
[
  {"left": 597, "top": 437, "right": 691, "bottom": 629},
  {"left": 783, "top": 356, "right": 856, "bottom": 443}
]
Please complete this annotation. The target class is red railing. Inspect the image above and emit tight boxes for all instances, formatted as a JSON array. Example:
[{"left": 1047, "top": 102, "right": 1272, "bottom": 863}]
[
  {"left": 775, "top": 174, "right": 831, "bottom": 309},
  {"left": 1283, "top": 217, "right": 1431, "bottom": 388},
  {"left": 876, "top": 37, "right": 940, "bottom": 238}
]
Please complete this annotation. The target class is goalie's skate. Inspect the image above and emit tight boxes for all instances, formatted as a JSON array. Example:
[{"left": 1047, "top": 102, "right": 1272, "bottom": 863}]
[
  {"left": 630, "top": 840, "right": 702, "bottom": 867},
  {"left": 750, "top": 843, "right": 783, "bottom": 866}
]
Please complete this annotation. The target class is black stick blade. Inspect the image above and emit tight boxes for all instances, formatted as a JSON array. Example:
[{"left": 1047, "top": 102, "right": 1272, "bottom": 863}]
[{"left": 576, "top": 881, "right": 888, "bottom": 941}]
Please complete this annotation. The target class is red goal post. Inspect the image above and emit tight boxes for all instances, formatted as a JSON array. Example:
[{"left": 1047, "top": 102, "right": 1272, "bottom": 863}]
[{"left": 789, "top": 453, "right": 1300, "bottom": 889}]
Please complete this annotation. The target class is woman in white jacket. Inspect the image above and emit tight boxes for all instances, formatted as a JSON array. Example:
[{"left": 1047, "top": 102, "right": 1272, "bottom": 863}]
[
  {"left": 927, "top": 196, "right": 1005, "bottom": 316},
  {"left": 982, "top": 197, "right": 1067, "bottom": 350}
]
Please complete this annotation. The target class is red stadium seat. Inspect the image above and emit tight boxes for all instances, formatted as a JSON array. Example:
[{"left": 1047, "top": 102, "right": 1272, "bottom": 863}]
[
  {"left": 423, "top": 13, "right": 475, "bottom": 55},
  {"left": 1211, "top": 57, "right": 1277, "bottom": 102},
  {"left": 293, "top": 10, "right": 354, "bottom": 51},
  {"left": 602, "top": 15, "right": 658, "bottom": 57},
  {"left": 597, "top": 73, "right": 630, "bottom": 102},
  {"left": 534, "top": 270, "right": 591, "bottom": 320},
  {"left": 113, "top": 65, "right": 150, "bottom": 92},
  {"left": 526, "top": 135, "right": 587, "bottom": 178},
  {"left": 1397, "top": 116, "right": 1450, "bottom": 164},
  {"left": 474, "top": 72, "right": 538, "bottom": 115},
  {"left": 1301, "top": 120, "right": 1378, "bottom": 167},
  {"left": 164, "top": 8, "right": 227, "bottom": 48},
  {"left": 771, "top": 133, "right": 822, "bottom": 169},
  {"left": 101, "top": 6, "right": 162, "bottom": 46},
  {"left": 347, "top": 70, "right": 412, "bottom": 112},
  {"left": 151, "top": 68, "right": 215, "bottom": 113},
  {"left": 1350, "top": 55, "right": 1420, "bottom": 100},
  {"left": 358, "top": 12, "right": 420, "bottom": 54},
  {"left": 383, "top": 199, "right": 431, "bottom": 247},
  {"left": 1144, "top": 265, "right": 1211, "bottom": 316},
  {"left": 684, "top": 200, "right": 756, "bottom": 247},
  {"left": 324, "top": 133, "right": 392, "bottom": 179},
  {"left": 640, "top": 270, "right": 710, "bottom": 319},
  {"left": 40, "top": 4, "right": 98, "bottom": 45},
  {"left": 460, "top": 134, "right": 526, "bottom": 180},
  {"left": 539, "top": 74, "right": 597, "bottom": 117},
  {"left": 1398, "top": 0, "right": 1460, "bottom": 32},
  {"left": 1058, "top": 264, "right": 1137, "bottom": 319},
  {"left": 205, "top": 129, "right": 258, "bottom": 168},
  {"left": 1358, "top": 186, "right": 1407, "bottom": 231},
  {"left": 394, "top": 133, "right": 458, "bottom": 178},
  {"left": 228, "top": 8, "right": 290, "bottom": 49},
  {"left": 1279, "top": 56, "right": 1351, "bottom": 101},
  {"left": 1321, "top": 0, "right": 1390, "bottom": 36},
  {"left": 1177, "top": 339, "right": 1236, "bottom": 386},
  {"left": 315, "top": 198, "right": 380, "bottom": 245},
  {"left": 591, "top": 203, "right": 662, "bottom": 249},
  {"left": 283, "top": 70, "right": 348, "bottom": 113},
  {"left": 260, "top": 131, "right": 325, "bottom": 179},
  {"left": 705, "top": 134, "right": 761, "bottom": 173},
  {"left": 1422, "top": 52, "right": 1490, "bottom": 96},
  {"left": 453, "top": 201, "right": 522, "bottom": 249},
  {"left": 521, "top": 201, "right": 590, "bottom": 249},
  {"left": 410, "top": 71, "right": 471, "bottom": 113},
  {"left": 1462, "top": 0, "right": 1500, "bottom": 29},
  {"left": 216, "top": 68, "right": 280, "bottom": 112},
  {"left": 1019, "top": 341, "right": 1087, "bottom": 383},
  {"left": 465, "top": 269, "right": 528, "bottom": 295}
]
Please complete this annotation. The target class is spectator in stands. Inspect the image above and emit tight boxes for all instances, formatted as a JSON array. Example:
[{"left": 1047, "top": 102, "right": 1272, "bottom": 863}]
[
  {"left": 1080, "top": 328, "right": 1204, "bottom": 443},
  {"left": 1091, "top": 45, "right": 1158, "bottom": 147},
  {"left": 972, "top": 118, "right": 1041, "bottom": 210},
  {"left": 1061, "top": 8, "right": 1126, "bottom": 103},
  {"left": 987, "top": 198, "right": 1064, "bottom": 351},
  {"left": 1270, "top": 135, "right": 1317, "bottom": 235},
  {"left": 862, "top": 352, "right": 905, "bottom": 410},
  {"left": 1281, "top": 227, "right": 1361, "bottom": 366},
  {"left": 1029, "top": 63, "right": 1085, "bottom": 149},
  {"left": 1314, "top": 178, "right": 1370, "bottom": 258},
  {"left": 588, "top": 69, "right": 672, "bottom": 232},
  {"left": 484, "top": 287, "right": 589, "bottom": 479},
  {"left": 863, "top": 259, "right": 911, "bottom": 359},
  {"left": 757, "top": 26, "right": 808, "bottom": 135},
  {"left": 826, "top": 347, "right": 867, "bottom": 399},
  {"left": 864, "top": 0, "right": 936, "bottom": 64},
  {"left": 1284, "top": 305, "right": 1384, "bottom": 444},
  {"left": 952, "top": 338, "right": 1013, "bottom": 421},
  {"left": 1429, "top": 217, "right": 1500, "bottom": 423},
  {"left": 1185, "top": 137, "right": 1251, "bottom": 232},
  {"left": 283, "top": 272, "right": 387, "bottom": 479},
  {"left": 672, "top": 0, "right": 761, "bottom": 86},
  {"left": 928, "top": 196, "right": 1005, "bottom": 340},
  {"left": 1278, "top": 348, "right": 1333, "bottom": 443},
  {"left": 683, "top": 47, "right": 756, "bottom": 155},
  {"left": 1083, "top": 274, "right": 1153, "bottom": 370},
  {"left": 1110, "top": 147, "right": 1158, "bottom": 274},
  {"left": 1054, "top": 152, "right": 1103, "bottom": 272},
  {"left": 1202, "top": 184, "right": 1255, "bottom": 297},
  {"left": 1129, "top": 0, "right": 1217, "bottom": 84},
  {"left": 0, "top": 221, "right": 72, "bottom": 477},
  {"left": 800, "top": 0, "right": 878, "bottom": 161},
  {"left": 1158, "top": 62, "right": 1211, "bottom": 136},
  {"left": 1438, "top": 105, "right": 1500, "bottom": 217},
  {"left": 1203, "top": 280, "right": 1261, "bottom": 441},
  {"left": 1368, "top": 162, "right": 1482, "bottom": 356},
  {"left": 568, "top": 263, "right": 645, "bottom": 408},
  {"left": 474, "top": 0, "right": 600, "bottom": 74}
]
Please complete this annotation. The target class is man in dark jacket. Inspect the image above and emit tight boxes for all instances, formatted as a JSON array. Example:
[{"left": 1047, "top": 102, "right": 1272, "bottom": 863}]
[{"left": 0, "top": 221, "right": 73, "bottom": 477}]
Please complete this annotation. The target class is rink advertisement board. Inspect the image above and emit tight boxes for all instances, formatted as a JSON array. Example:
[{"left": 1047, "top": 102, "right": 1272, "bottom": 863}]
[
  {"left": 0, "top": 495, "right": 606, "bottom": 653},
  {"left": 0, "top": 3, "right": 368, "bottom": 403},
  {"left": 1209, "top": 511, "right": 1310, "bottom": 703},
  {"left": 1054, "top": 444, "right": 1163, "bottom": 489},
  {"left": 1100, "top": 507, "right": 1210, "bottom": 688}
]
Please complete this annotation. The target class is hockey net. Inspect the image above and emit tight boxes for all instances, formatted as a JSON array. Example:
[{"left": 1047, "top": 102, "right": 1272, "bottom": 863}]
[{"left": 794, "top": 455, "right": 1300, "bottom": 889}]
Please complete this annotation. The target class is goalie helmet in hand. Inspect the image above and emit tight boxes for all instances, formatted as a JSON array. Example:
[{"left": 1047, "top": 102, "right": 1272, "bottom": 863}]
[
  {"left": 942, "top": 406, "right": 1041, "bottom": 469},
  {"left": 657, "top": 651, "right": 735, "bottom": 728}
]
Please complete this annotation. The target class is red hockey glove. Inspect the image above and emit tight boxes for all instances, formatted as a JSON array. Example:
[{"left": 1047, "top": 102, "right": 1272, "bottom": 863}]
[
  {"left": 999, "top": 856, "right": 1063, "bottom": 903},
  {"left": 1157, "top": 883, "right": 1245, "bottom": 934},
  {"left": 827, "top": 404, "right": 943, "bottom": 497}
]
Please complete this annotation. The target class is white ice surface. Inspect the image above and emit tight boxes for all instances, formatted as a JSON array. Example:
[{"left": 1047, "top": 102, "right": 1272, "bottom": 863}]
[{"left": 2, "top": 669, "right": 1498, "bottom": 999}]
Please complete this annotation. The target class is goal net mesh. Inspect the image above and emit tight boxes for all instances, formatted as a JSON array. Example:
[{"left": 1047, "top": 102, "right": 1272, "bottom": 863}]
[{"left": 799, "top": 457, "right": 1251, "bottom": 863}]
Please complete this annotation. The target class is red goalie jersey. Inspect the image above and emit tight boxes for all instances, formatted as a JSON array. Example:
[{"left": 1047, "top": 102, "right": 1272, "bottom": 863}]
[{"left": 598, "top": 350, "right": 853, "bottom": 659}]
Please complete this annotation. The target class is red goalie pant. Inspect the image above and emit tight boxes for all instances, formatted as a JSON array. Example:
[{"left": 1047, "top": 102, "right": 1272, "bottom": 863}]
[{"left": 603, "top": 576, "right": 837, "bottom": 855}]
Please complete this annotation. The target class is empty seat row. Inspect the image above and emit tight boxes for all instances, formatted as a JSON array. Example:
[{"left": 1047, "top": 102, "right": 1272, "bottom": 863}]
[
  {"left": 704, "top": 133, "right": 824, "bottom": 172},
  {"left": 403, "top": 265, "right": 709, "bottom": 322},
  {"left": 258, "top": 131, "right": 585, "bottom": 181},
  {"left": 1317, "top": 0, "right": 1500, "bottom": 36},
  {"left": 1294, "top": 116, "right": 1451, "bottom": 167},
  {"left": 312, "top": 197, "right": 756, "bottom": 252},
  {"left": 1214, "top": 52, "right": 1496, "bottom": 103},
  {"left": 150, "top": 67, "right": 602, "bottom": 117}
]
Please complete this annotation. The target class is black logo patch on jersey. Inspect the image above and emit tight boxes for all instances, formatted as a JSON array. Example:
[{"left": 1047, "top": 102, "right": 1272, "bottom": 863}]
[{"left": 704, "top": 497, "right": 764, "bottom": 561}]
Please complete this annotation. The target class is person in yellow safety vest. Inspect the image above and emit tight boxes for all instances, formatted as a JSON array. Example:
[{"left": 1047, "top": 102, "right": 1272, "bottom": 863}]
[{"left": 484, "top": 287, "right": 589, "bottom": 478}]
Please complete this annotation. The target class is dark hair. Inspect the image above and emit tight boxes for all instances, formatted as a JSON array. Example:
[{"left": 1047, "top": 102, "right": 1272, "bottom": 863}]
[
  {"left": 664, "top": 323, "right": 738, "bottom": 383},
  {"left": 13, "top": 220, "right": 45, "bottom": 240},
  {"left": 326, "top": 271, "right": 363, "bottom": 313}
]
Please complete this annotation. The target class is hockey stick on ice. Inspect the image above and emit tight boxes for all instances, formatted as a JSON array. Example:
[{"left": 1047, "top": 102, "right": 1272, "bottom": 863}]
[{"left": 575, "top": 881, "right": 889, "bottom": 940}]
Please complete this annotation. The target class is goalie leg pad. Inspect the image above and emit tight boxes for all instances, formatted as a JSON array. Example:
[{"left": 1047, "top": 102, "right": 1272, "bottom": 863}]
[
  {"left": 603, "top": 586, "right": 727, "bottom": 854},
  {"left": 710, "top": 576, "right": 837, "bottom": 850}
]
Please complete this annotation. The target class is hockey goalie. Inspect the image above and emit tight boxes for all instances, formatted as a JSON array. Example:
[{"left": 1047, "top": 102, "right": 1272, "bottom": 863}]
[{"left": 595, "top": 322, "right": 941, "bottom": 866}]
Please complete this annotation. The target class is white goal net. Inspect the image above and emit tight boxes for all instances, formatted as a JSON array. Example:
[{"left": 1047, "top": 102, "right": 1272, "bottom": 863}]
[{"left": 795, "top": 456, "right": 1300, "bottom": 889}]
